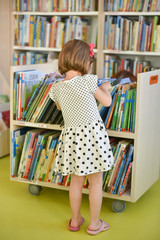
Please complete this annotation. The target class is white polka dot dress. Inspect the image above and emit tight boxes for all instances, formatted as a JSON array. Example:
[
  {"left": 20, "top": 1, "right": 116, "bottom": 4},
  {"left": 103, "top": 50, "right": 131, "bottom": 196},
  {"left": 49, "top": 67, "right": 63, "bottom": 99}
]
[{"left": 49, "top": 74, "right": 114, "bottom": 176}]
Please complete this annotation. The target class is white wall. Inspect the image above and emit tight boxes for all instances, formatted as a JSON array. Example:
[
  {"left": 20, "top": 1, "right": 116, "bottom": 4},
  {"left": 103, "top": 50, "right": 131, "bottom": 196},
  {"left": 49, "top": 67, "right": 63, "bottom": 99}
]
[{"left": 0, "top": 0, "right": 11, "bottom": 85}]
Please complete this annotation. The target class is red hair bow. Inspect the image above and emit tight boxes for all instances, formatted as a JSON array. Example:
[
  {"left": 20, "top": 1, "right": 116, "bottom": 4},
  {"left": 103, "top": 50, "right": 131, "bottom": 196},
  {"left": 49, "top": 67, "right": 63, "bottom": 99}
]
[{"left": 89, "top": 43, "right": 95, "bottom": 58}]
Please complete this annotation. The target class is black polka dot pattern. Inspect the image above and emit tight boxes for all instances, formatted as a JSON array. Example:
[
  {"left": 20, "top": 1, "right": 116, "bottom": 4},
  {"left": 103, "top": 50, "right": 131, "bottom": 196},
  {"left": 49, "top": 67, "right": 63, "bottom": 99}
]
[{"left": 49, "top": 74, "right": 114, "bottom": 176}]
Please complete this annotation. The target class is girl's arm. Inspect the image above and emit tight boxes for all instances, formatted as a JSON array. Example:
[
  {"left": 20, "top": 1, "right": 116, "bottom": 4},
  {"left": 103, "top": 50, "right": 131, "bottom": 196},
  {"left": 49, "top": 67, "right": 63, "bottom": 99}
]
[{"left": 94, "top": 82, "right": 112, "bottom": 107}]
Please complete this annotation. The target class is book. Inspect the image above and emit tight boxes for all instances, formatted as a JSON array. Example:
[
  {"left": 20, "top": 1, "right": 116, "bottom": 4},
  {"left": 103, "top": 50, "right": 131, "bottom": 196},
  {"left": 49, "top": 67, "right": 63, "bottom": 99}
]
[
  {"left": 117, "top": 144, "right": 134, "bottom": 195},
  {"left": 121, "top": 89, "right": 132, "bottom": 131},
  {"left": 11, "top": 127, "right": 29, "bottom": 177},
  {"left": 107, "top": 140, "right": 131, "bottom": 193},
  {"left": 119, "top": 162, "right": 133, "bottom": 196},
  {"left": 110, "top": 89, "right": 121, "bottom": 130},
  {"left": 104, "top": 92, "right": 117, "bottom": 128}
]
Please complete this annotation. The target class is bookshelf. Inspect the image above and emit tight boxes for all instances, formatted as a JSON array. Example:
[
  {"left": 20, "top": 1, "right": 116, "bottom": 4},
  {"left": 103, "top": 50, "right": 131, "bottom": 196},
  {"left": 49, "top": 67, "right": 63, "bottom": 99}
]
[
  {"left": 10, "top": 63, "right": 160, "bottom": 212},
  {"left": 11, "top": 1, "right": 160, "bottom": 78},
  {"left": 10, "top": 0, "right": 160, "bottom": 211}
]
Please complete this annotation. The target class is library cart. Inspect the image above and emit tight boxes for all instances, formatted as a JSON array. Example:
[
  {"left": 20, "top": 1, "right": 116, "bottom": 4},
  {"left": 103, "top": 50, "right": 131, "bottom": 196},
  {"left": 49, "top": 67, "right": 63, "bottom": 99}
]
[{"left": 10, "top": 63, "right": 160, "bottom": 212}]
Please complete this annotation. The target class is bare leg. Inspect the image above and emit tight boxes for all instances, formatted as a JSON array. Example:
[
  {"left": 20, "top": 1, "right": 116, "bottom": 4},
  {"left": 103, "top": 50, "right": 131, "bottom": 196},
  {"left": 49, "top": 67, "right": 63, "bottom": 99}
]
[
  {"left": 87, "top": 172, "right": 106, "bottom": 230},
  {"left": 69, "top": 174, "right": 86, "bottom": 227}
]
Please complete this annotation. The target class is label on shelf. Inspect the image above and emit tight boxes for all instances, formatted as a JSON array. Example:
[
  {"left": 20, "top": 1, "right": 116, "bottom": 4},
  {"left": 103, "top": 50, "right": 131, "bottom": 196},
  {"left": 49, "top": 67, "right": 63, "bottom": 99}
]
[
  {"left": 37, "top": 123, "right": 47, "bottom": 128},
  {"left": 150, "top": 75, "right": 159, "bottom": 85},
  {"left": 16, "top": 121, "right": 26, "bottom": 126}
]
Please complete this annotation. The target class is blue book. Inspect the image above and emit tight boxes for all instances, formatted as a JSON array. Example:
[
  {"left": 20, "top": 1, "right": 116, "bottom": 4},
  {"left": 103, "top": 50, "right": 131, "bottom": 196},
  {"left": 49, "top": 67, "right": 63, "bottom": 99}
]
[
  {"left": 105, "top": 16, "right": 110, "bottom": 48},
  {"left": 40, "top": 17, "right": 45, "bottom": 47},
  {"left": 140, "top": 23, "right": 146, "bottom": 51},
  {"left": 104, "top": 92, "right": 117, "bottom": 127},
  {"left": 11, "top": 127, "right": 31, "bottom": 176},
  {"left": 112, "top": 154, "right": 127, "bottom": 194},
  {"left": 117, "top": 144, "right": 134, "bottom": 195},
  {"left": 28, "top": 134, "right": 43, "bottom": 180}
]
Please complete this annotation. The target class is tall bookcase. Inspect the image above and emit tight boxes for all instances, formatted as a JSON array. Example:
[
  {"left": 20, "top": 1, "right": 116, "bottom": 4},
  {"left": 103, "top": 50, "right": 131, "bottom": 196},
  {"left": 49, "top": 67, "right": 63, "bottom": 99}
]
[
  {"left": 11, "top": 1, "right": 160, "bottom": 78},
  {"left": 10, "top": 63, "right": 160, "bottom": 211}
]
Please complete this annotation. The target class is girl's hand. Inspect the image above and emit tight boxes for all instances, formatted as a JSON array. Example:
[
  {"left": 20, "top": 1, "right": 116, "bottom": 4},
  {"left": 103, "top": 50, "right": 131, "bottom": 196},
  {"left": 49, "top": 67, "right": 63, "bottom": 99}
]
[{"left": 100, "top": 82, "right": 112, "bottom": 91}]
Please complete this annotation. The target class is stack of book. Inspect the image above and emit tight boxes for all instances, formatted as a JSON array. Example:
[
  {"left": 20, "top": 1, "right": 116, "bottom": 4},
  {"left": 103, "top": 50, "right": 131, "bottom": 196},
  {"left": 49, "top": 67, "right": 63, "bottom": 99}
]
[
  {"left": 103, "top": 55, "right": 157, "bottom": 77},
  {"left": 13, "top": 52, "right": 48, "bottom": 66},
  {"left": 14, "top": 15, "right": 97, "bottom": 48},
  {"left": 11, "top": 128, "right": 61, "bottom": 180},
  {"left": 13, "top": 70, "right": 63, "bottom": 124},
  {"left": 104, "top": 16, "right": 160, "bottom": 52},
  {"left": 13, "top": 0, "right": 97, "bottom": 12},
  {"left": 104, "top": 0, "right": 160, "bottom": 12},
  {"left": 99, "top": 82, "right": 137, "bottom": 133}
]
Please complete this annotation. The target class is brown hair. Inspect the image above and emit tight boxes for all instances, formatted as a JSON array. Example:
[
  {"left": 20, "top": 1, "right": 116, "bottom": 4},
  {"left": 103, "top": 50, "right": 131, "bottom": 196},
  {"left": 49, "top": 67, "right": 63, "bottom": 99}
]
[
  {"left": 58, "top": 39, "right": 94, "bottom": 75},
  {"left": 111, "top": 70, "right": 137, "bottom": 82}
]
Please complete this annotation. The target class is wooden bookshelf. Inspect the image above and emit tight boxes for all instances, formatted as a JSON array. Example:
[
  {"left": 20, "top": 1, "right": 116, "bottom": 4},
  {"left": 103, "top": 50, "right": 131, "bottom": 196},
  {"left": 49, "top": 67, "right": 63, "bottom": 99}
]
[{"left": 10, "top": 63, "right": 160, "bottom": 206}]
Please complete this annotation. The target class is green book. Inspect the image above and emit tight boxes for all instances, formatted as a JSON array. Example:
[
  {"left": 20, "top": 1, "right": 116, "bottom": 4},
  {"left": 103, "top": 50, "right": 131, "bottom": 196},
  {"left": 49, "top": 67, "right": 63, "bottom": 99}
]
[
  {"left": 121, "top": 90, "right": 132, "bottom": 131},
  {"left": 151, "top": 16, "right": 158, "bottom": 51},
  {"left": 127, "top": 90, "right": 133, "bottom": 132},
  {"left": 110, "top": 90, "right": 121, "bottom": 130},
  {"left": 25, "top": 83, "right": 48, "bottom": 121},
  {"left": 132, "top": 89, "right": 137, "bottom": 133}
]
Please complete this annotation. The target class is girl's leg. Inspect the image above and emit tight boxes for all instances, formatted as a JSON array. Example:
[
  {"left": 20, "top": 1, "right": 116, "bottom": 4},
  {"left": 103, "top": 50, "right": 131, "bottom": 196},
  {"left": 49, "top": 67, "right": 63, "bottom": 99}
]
[
  {"left": 69, "top": 174, "right": 86, "bottom": 227},
  {"left": 88, "top": 172, "right": 106, "bottom": 230}
]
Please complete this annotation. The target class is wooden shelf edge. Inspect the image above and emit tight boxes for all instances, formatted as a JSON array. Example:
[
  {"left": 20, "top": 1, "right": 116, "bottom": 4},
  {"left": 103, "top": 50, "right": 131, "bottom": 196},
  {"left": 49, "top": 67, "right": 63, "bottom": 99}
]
[
  {"left": 10, "top": 177, "right": 133, "bottom": 202},
  {"left": 13, "top": 46, "right": 98, "bottom": 53},
  {"left": 13, "top": 46, "right": 61, "bottom": 52},
  {"left": 103, "top": 50, "right": 160, "bottom": 56},
  {"left": 104, "top": 11, "right": 160, "bottom": 16},
  {"left": 13, "top": 120, "right": 63, "bottom": 130},
  {"left": 107, "top": 129, "right": 135, "bottom": 139},
  {"left": 12, "top": 11, "right": 98, "bottom": 16}
]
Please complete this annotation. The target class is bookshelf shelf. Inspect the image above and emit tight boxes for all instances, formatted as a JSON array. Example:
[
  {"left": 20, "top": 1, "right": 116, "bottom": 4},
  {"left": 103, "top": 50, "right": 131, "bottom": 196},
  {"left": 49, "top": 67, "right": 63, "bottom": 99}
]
[
  {"left": 13, "top": 46, "right": 61, "bottom": 52},
  {"left": 11, "top": 176, "right": 132, "bottom": 202},
  {"left": 13, "top": 120, "right": 63, "bottom": 131},
  {"left": 107, "top": 130, "right": 135, "bottom": 139},
  {"left": 13, "top": 46, "right": 98, "bottom": 53},
  {"left": 12, "top": 11, "right": 98, "bottom": 16},
  {"left": 103, "top": 50, "right": 160, "bottom": 56},
  {"left": 104, "top": 12, "right": 160, "bottom": 16}
]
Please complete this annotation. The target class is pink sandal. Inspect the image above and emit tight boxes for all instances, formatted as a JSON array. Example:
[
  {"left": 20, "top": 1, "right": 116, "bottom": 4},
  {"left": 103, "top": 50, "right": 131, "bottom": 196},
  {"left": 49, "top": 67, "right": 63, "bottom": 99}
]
[
  {"left": 68, "top": 217, "right": 84, "bottom": 231},
  {"left": 87, "top": 220, "right": 110, "bottom": 235}
]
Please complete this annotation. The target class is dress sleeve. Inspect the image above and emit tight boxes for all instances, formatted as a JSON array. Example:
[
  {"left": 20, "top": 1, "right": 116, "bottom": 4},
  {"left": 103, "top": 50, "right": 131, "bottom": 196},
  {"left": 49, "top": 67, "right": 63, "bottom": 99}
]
[
  {"left": 49, "top": 82, "right": 58, "bottom": 102},
  {"left": 85, "top": 74, "right": 98, "bottom": 95}
]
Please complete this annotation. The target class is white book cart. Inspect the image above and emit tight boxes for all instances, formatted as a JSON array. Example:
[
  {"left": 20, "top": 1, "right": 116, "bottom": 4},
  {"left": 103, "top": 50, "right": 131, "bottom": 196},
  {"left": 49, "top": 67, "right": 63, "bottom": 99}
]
[{"left": 10, "top": 64, "right": 160, "bottom": 212}]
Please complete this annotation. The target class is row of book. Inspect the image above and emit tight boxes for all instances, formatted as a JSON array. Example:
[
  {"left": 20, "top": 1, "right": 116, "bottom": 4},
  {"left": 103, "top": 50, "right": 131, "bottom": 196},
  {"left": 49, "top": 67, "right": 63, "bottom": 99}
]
[
  {"left": 99, "top": 83, "right": 137, "bottom": 133},
  {"left": 11, "top": 126, "right": 133, "bottom": 196},
  {"left": 12, "top": 0, "right": 97, "bottom": 12},
  {"left": 11, "top": 128, "right": 61, "bottom": 181},
  {"left": 104, "top": 16, "right": 160, "bottom": 52},
  {"left": 13, "top": 69, "right": 136, "bottom": 133},
  {"left": 104, "top": 0, "right": 160, "bottom": 12},
  {"left": 13, "top": 52, "right": 48, "bottom": 66},
  {"left": 13, "top": 70, "right": 64, "bottom": 123},
  {"left": 103, "top": 55, "right": 157, "bottom": 78},
  {"left": 14, "top": 15, "right": 97, "bottom": 48}
]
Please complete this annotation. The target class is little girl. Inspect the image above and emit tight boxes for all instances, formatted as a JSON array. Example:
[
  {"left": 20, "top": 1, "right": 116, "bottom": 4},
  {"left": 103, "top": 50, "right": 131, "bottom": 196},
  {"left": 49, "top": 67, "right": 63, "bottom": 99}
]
[{"left": 49, "top": 39, "right": 114, "bottom": 235}]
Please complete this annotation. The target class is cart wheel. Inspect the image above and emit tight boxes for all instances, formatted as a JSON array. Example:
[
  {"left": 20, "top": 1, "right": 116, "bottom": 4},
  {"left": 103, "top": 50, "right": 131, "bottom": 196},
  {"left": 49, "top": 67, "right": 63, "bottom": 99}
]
[
  {"left": 112, "top": 200, "right": 126, "bottom": 213},
  {"left": 28, "top": 184, "right": 42, "bottom": 196}
]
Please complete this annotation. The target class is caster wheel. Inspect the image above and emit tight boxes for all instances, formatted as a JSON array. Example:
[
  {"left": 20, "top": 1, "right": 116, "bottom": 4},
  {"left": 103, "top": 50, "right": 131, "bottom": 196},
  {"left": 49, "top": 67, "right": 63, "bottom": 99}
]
[
  {"left": 28, "top": 184, "right": 42, "bottom": 196},
  {"left": 112, "top": 200, "right": 126, "bottom": 213}
]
